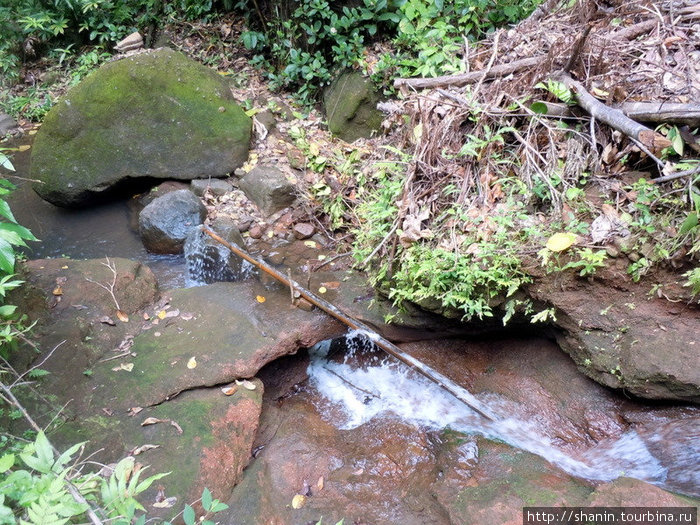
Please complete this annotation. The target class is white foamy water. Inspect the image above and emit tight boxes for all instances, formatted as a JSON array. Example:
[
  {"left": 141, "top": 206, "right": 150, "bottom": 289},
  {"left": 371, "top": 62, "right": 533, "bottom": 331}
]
[
  {"left": 307, "top": 332, "right": 673, "bottom": 489},
  {"left": 184, "top": 226, "right": 254, "bottom": 286}
]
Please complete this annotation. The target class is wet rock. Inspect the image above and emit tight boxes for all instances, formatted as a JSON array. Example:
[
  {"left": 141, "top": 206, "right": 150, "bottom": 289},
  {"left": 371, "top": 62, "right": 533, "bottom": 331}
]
[
  {"left": 225, "top": 400, "right": 449, "bottom": 525},
  {"left": 293, "top": 222, "right": 315, "bottom": 239},
  {"left": 526, "top": 270, "right": 700, "bottom": 403},
  {"left": 139, "top": 189, "right": 206, "bottom": 253},
  {"left": 31, "top": 48, "right": 251, "bottom": 207},
  {"left": 238, "top": 165, "right": 296, "bottom": 216},
  {"left": 190, "top": 178, "right": 232, "bottom": 197},
  {"left": 11, "top": 257, "right": 158, "bottom": 399},
  {"left": 323, "top": 71, "right": 383, "bottom": 142},
  {"left": 184, "top": 218, "right": 249, "bottom": 284},
  {"left": 587, "top": 477, "right": 696, "bottom": 506},
  {"left": 92, "top": 281, "right": 344, "bottom": 409}
]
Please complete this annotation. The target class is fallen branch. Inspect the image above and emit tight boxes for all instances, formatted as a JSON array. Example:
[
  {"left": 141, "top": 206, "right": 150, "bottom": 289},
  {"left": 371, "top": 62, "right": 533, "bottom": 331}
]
[
  {"left": 202, "top": 228, "right": 496, "bottom": 421},
  {"left": 618, "top": 102, "right": 700, "bottom": 127},
  {"left": 608, "top": 19, "right": 658, "bottom": 41},
  {"left": 651, "top": 166, "right": 700, "bottom": 184},
  {"left": 553, "top": 71, "right": 672, "bottom": 154},
  {"left": 394, "top": 56, "right": 541, "bottom": 90}
]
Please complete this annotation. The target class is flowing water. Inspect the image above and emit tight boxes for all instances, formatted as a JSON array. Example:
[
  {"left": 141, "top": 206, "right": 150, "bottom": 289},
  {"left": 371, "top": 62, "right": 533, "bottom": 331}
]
[{"left": 307, "top": 331, "right": 700, "bottom": 498}]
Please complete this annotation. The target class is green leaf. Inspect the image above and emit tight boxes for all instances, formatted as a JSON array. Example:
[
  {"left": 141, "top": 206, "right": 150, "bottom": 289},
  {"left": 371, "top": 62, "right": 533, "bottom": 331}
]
[
  {"left": 211, "top": 502, "right": 229, "bottom": 512},
  {"left": 679, "top": 212, "right": 698, "bottom": 235},
  {"left": 201, "top": 488, "right": 212, "bottom": 511},
  {"left": 0, "top": 201, "right": 16, "bottom": 223},
  {"left": 0, "top": 222, "right": 38, "bottom": 242},
  {"left": 0, "top": 154, "right": 14, "bottom": 171},
  {"left": 183, "top": 504, "right": 196, "bottom": 525},
  {"left": 0, "top": 305, "right": 17, "bottom": 317},
  {"left": 530, "top": 101, "right": 548, "bottom": 114},
  {"left": 0, "top": 454, "right": 15, "bottom": 472}
]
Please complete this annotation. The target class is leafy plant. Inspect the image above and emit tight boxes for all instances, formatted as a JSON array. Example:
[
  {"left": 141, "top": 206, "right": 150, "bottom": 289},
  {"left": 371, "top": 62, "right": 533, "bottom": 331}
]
[{"left": 562, "top": 248, "right": 608, "bottom": 277}]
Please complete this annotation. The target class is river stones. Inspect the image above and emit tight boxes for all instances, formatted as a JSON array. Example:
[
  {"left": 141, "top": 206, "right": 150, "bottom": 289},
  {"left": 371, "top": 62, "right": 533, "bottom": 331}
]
[
  {"left": 139, "top": 189, "right": 206, "bottom": 253},
  {"left": 30, "top": 48, "right": 251, "bottom": 207},
  {"left": 237, "top": 165, "right": 296, "bottom": 216}
]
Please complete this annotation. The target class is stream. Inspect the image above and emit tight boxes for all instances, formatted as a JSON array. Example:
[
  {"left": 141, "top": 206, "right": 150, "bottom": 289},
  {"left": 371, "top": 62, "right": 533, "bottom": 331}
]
[{"left": 5, "top": 138, "right": 699, "bottom": 522}]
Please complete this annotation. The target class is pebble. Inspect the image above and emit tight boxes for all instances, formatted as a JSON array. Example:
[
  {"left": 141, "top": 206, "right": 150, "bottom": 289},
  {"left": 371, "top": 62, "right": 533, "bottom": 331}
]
[
  {"left": 249, "top": 224, "right": 264, "bottom": 239},
  {"left": 293, "top": 222, "right": 315, "bottom": 239}
]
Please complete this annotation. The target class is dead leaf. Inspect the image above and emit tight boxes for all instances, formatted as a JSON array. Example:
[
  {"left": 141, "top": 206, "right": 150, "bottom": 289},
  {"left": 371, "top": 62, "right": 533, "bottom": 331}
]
[
  {"left": 186, "top": 356, "right": 197, "bottom": 369},
  {"left": 116, "top": 310, "right": 129, "bottom": 323},
  {"left": 143, "top": 312, "right": 150, "bottom": 320},
  {"left": 52, "top": 286, "right": 63, "bottom": 296},
  {"left": 102, "top": 408, "right": 113, "bottom": 416},
  {"left": 164, "top": 309, "right": 180, "bottom": 318},
  {"left": 131, "top": 444, "right": 160, "bottom": 456},
  {"left": 221, "top": 385, "right": 238, "bottom": 396},
  {"left": 153, "top": 497, "right": 177, "bottom": 509},
  {"left": 128, "top": 407, "right": 143, "bottom": 416},
  {"left": 320, "top": 281, "right": 340, "bottom": 290},
  {"left": 170, "top": 420, "right": 183, "bottom": 434},
  {"left": 303, "top": 240, "right": 317, "bottom": 248},
  {"left": 100, "top": 316, "right": 116, "bottom": 326},
  {"left": 112, "top": 362, "right": 134, "bottom": 372},
  {"left": 256, "top": 295, "right": 266, "bottom": 303},
  {"left": 180, "top": 312, "right": 194, "bottom": 321},
  {"left": 235, "top": 379, "right": 256, "bottom": 390},
  {"left": 316, "top": 476, "right": 324, "bottom": 491},
  {"left": 154, "top": 331, "right": 161, "bottom": 337},
  {"left": 291, "top": 494, "right": 307, "bottom": 509},
  {"left": 141, "top": 417, "right": 163, "bottom": 426}
]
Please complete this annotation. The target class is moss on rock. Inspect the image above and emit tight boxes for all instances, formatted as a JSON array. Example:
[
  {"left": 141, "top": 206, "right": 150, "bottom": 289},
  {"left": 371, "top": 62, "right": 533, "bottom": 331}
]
[
  {"left": 31, "top": 48, "right": 251, "bottom": 207},
  {"left": 323, "top": 71, "right": 383, "bottom": 142}
]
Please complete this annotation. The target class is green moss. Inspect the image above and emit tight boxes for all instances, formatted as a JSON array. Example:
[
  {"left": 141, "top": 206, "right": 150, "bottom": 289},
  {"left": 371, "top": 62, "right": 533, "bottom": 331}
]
[{"left": 31, "top": 48, "right": 251, "bottom": 206}]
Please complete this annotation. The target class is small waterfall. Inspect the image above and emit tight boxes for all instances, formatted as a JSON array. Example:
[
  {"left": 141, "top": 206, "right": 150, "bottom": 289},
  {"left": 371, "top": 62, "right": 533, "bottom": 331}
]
[
  {"left": 307, "top": 331, "right": 695, "bottom": 495},
  {"left": 184, "top": 225, "right": 254, "bottom": 286}
]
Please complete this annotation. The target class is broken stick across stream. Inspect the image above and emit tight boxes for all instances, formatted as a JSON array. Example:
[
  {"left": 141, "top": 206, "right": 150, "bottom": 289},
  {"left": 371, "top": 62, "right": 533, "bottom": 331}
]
[{"left": 203, "top": 227, "right": 496, "bottom": 421}]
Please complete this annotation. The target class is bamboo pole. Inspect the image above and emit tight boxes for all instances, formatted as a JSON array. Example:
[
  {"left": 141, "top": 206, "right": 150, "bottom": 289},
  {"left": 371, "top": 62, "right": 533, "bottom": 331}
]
[{"left": 202, "top": 228, "right": 496, "bottom": 421}]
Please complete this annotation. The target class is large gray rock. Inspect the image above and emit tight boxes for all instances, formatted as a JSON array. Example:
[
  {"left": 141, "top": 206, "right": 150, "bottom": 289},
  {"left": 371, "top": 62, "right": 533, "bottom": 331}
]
[
  {"left": 323, "top": 71, "right": 383, "bottom": 142},
  {"left": 238, "top": 165, "right": 296, "bottom": 216},
  {"left": 30, "top": 48, "right": 251, "bottom": 207},
  {"left": 139, "top": 189, "right": 206, "bottom": 253}
]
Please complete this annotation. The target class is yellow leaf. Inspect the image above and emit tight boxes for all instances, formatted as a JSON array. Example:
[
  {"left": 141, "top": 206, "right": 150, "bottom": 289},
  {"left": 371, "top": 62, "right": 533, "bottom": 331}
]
[
  {"left": 187, "top": 356, "right": 197, "bottom": 369},
  {"left": 256, "top": 295, "right": 266, "bottom": 303},
  {"left": 304, "top": 240, "right": 317, "bottom": 248},
  {"left": 121, "top": 362, "right": 134, "bottom": 372},
  {"left": 116, "top": 310, "right": 129, "bottom": 323},
  {"left": 61, "top": 265, "right": 69, "bottom": 269},
  {"left": 52, "top": 286, "right": 63, "bottom": 296},
  {"left": 291, "top": 494, "right": 307, "bottom": 509},
  {"left": 318, "top": 286, "right": 327, "bottom": 294},
  {"left": 545, "top": 232, "right": 577, "bottom": 252},
  {"left": 317, "top": 255, "right": 326, "bottom": 261},
  {"left": 157, "top": 310, "right": 167, "bottom": 320},
  {"left": 308, "top": 142, "right": 320, "bottom": 156},
  {"left": 18, "top": 145, "right": 30, "bottom": 152}
]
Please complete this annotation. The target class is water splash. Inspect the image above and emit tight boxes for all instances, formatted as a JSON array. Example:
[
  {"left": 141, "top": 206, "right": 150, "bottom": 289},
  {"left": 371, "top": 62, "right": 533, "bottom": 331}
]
[
  {"left": 184, "top": 226, "right": 254, "bottom": 286},
  {"left": 307, "top": 332, "right": 677, "bottom": 491}
]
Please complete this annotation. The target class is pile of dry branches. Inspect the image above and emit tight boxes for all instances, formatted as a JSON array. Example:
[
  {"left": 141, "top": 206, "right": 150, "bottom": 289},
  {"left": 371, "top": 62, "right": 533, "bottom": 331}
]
[{"left": 375, "top": 0, "right": 699, "bottom": 251}]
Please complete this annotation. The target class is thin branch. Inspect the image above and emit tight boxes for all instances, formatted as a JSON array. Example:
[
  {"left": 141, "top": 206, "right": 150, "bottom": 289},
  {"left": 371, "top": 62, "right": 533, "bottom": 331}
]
[
  {"left": 84, "top": 257, "right": 121, "bottom": 311},
  {"left": 651, "top": 166, "right": 700, "bottom": 184},
  {"left": 12, "top": 340, "right": 65, "bottom": 387}
]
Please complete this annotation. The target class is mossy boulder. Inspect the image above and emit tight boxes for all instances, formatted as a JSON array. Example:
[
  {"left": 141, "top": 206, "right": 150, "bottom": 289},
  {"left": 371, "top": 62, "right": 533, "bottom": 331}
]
[
  {"left": 31, "top": 48, "right": 251, "bottom": 207},
  {"left": 323, "top": 71, "right": 383, "bottom": 142}
]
